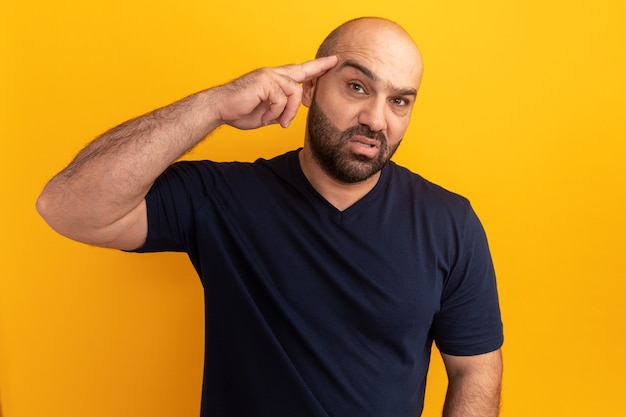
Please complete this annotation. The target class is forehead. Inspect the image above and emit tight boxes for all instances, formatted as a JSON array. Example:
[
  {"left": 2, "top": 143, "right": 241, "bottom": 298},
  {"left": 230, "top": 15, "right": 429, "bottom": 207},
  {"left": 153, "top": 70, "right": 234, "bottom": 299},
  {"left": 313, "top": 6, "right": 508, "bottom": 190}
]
[{"left": 330, "top": 22, "right": 423, "bottom": 91}]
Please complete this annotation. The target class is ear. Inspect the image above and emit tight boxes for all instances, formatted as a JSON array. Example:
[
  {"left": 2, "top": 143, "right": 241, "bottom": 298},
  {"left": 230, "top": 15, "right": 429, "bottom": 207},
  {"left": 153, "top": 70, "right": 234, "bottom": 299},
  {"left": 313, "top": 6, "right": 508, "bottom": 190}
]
[{"left": 301, "top": 78, "right": 316, "bottom": 108}]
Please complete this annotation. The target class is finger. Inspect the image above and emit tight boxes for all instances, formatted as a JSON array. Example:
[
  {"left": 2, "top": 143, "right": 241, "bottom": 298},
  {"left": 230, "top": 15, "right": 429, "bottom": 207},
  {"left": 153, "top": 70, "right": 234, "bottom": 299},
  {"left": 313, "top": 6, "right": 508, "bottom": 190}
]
[
  {"left": 278, "top": 88, "right": 302, "bottom": 128},
  {"left": 260, "top": 82, "right": 291, "bottom": 126},
  {"left": 259, "top": 72, "right": 304, "bottom": 127},
  {"left": 260, "top": 57, "right": 332, "bottom": 127},
  {"left": 277, "top": 55, "right": 338, "bottom": 83}
]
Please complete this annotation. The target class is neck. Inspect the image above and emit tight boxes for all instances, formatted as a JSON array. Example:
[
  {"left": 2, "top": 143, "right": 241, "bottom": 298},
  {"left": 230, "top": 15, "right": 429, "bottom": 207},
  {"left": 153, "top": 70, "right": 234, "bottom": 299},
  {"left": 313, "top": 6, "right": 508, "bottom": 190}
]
[{"left": 298, "top": 146, "right": 381, "bottom": 211}]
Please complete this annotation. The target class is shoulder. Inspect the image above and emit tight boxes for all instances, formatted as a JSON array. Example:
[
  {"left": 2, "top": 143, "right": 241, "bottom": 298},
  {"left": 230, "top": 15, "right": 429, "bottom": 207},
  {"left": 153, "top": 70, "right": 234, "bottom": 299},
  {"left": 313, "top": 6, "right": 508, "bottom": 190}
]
[
  {"left": 160, "top": 152, "right": 290, "bottom": 188},
  {"left": 385, "top": 162, "right": 473, "bottom": 218},
  {"left": 151, "top": 151, "right": 301, "bottom": 206}
]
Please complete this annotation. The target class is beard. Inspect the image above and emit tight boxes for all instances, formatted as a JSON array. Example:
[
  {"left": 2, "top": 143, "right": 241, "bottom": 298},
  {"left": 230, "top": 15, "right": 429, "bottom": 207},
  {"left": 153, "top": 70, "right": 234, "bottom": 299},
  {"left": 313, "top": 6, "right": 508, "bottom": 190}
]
[{"left": 306, "top": 97, "right": 402, "bottom": 184}]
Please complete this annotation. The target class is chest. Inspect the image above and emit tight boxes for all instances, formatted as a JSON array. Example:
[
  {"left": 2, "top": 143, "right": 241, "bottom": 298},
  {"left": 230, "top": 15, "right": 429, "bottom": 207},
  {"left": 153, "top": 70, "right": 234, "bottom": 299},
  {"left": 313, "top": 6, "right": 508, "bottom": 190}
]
[{"left": 198, "top": 181, "right": 453, "bottom": 340}]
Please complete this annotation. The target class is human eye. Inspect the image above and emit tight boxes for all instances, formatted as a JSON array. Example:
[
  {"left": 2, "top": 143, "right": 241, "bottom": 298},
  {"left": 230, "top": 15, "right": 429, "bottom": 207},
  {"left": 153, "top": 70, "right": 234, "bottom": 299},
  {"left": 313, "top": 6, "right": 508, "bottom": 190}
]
[
  {"left": 348, "top": 82, "right": 366, "bottom": 94},
  {"left": 391, "top": 97, "right": 410, "bottom": 106}
]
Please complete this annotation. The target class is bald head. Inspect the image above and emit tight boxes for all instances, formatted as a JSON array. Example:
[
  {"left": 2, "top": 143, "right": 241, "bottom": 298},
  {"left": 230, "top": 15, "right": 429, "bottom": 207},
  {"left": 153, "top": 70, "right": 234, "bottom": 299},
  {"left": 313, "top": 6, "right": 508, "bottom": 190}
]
[
  {"left": 317, "top": 18, "right": 420, "bottom": 59},
  {"left": 315, "top": 17, "right": 423, "bottom": 89},
  {"left": 312, "top": 17, "right": 423, "bottom": 100}
]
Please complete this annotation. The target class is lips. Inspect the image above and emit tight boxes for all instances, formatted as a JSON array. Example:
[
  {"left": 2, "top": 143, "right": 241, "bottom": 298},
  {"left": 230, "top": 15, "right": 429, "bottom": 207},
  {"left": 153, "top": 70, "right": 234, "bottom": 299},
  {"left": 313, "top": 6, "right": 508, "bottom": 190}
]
[
  {"left": 347, "top": 135, "right": 382, "bottom": 158},
  {"left": 350, "top": 135, "right": 380, "bottom": 149}
]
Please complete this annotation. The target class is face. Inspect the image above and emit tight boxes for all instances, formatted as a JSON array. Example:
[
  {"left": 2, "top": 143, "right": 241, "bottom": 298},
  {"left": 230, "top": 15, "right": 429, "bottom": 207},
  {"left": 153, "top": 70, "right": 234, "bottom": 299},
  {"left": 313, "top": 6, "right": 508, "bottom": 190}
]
[
  {"left": 306, "top": 93, "right": 401, "bottom": 183},
  {"left": 303, "top": 20, "right": 423, "bottom": 184}
]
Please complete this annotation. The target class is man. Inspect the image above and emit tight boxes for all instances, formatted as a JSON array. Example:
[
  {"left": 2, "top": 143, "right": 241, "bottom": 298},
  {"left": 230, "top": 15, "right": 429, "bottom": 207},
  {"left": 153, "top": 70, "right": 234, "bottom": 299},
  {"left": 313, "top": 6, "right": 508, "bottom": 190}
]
[{"left": 37, "top": 17, "right": 503, "bottom": 417}]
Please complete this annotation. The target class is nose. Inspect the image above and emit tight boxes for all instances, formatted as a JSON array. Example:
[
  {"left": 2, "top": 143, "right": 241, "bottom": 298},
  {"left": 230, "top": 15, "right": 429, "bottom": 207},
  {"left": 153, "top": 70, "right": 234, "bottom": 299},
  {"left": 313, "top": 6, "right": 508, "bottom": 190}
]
[{"left": 357, "top": 98, "right": 387, "bottom": 132}]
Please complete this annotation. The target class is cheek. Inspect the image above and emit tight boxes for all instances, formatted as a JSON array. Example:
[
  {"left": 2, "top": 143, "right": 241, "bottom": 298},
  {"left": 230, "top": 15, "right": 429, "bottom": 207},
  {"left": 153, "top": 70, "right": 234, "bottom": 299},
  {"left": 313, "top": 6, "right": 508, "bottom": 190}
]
[
  {"left": 336, "top": 110, "right": 360, "bottom": 132},
  {"left": 386, "top": 117, "right": 411, "bottom": 144},
  {"left": 314, "top": 93, "right": 360, "bottom": 131}
]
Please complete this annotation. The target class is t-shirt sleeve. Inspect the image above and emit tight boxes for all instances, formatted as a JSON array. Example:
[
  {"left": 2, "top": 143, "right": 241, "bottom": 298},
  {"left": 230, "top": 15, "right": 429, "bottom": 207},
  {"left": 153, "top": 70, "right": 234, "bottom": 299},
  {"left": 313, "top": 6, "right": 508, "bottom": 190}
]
[
  {"left": 131, "top": 161, "right": 216, "bottom": 254},
  {"left": 431, "top": 205, "right": 504, "bottom": 356}
]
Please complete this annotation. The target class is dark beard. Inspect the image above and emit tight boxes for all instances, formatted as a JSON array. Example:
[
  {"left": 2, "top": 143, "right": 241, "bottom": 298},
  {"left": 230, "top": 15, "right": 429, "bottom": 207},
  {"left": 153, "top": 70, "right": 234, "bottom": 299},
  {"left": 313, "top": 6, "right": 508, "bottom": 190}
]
[{"left": 306, "top": 98, "right": 401, "bottom": 183}]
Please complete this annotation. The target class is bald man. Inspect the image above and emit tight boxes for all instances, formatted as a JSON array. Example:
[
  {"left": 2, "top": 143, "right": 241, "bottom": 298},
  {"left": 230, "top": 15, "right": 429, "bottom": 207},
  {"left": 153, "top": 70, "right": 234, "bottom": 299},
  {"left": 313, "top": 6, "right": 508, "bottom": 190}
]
[{"left": 38, "top": 17, "right": 503, "bottom": 417}]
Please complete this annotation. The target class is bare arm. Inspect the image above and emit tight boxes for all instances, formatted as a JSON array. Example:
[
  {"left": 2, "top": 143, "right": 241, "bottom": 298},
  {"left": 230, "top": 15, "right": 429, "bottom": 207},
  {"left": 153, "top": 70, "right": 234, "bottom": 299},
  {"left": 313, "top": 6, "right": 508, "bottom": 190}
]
[
  {"left": 441, "top": 349, "right": 503, "bottom": 417},
  {"left": 36, "top": 56, "right": 338, "bottom": 250}
]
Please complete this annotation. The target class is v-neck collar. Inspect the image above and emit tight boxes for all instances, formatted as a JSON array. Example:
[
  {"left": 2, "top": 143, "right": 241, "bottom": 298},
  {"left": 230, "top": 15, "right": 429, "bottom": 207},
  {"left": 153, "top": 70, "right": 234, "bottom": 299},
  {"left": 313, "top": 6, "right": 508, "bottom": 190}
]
[{"left": 288, "top": 149, "right": 391, "bottom": 218}]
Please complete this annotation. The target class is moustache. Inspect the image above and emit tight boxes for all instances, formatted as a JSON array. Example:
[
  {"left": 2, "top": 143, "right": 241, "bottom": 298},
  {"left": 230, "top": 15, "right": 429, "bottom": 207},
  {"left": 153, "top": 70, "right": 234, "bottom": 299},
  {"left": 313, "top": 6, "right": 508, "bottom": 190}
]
[{"left": 341, "top": 125, "right": 387, "bottom": 144}]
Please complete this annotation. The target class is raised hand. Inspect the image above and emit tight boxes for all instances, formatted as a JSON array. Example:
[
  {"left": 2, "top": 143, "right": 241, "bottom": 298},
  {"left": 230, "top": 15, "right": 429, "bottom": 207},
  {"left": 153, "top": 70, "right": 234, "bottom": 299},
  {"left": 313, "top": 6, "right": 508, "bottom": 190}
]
[
  {"left": 214, "top": 55, "right": 337, "bottom": 130},
  {"left": 36, "top": 56, "right": 338, "bottom": 250}
]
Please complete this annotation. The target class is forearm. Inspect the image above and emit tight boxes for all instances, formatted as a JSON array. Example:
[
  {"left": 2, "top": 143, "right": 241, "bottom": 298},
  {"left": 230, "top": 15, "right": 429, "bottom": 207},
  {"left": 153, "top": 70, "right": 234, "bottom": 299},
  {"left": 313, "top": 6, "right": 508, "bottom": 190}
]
[
  {"left": 37, "top": 88, "right": 222, "bottom": 245},
  {"left": 36, "top": 56, "right": 338, "bottom": 247},
  {"left": 442, "top": 373, "right": 501, "bottom": 416},
  {"left": 441, "top": 350, "right": 502, "bottom": 417}
]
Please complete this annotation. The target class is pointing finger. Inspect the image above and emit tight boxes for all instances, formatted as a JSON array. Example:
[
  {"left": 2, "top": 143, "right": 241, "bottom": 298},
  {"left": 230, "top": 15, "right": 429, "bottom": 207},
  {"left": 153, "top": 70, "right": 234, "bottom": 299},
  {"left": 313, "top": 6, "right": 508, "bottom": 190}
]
[{"left": 277, "top": 55, "right": 338, "bottom": 83}]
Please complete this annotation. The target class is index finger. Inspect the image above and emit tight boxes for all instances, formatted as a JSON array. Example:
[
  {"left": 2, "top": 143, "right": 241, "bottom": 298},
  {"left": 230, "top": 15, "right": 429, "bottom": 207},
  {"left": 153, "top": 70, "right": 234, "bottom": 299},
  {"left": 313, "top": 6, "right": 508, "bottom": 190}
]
[{"left": 278, "top": 55, "right": 338, "bottom": 83}]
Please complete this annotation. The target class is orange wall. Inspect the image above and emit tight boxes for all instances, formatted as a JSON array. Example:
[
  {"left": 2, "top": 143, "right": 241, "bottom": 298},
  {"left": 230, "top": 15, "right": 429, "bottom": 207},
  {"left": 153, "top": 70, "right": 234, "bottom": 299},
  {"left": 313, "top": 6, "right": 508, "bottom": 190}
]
[{"left": 2, "top": 1, "right": 625, "bottom": 416}]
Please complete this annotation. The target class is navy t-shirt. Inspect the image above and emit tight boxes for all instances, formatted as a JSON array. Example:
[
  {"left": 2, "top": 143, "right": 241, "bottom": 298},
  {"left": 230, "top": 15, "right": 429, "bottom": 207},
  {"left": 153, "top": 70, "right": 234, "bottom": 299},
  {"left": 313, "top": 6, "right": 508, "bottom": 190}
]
[{"left": 135, "top": 149, "right": 503, "bottom": 417}]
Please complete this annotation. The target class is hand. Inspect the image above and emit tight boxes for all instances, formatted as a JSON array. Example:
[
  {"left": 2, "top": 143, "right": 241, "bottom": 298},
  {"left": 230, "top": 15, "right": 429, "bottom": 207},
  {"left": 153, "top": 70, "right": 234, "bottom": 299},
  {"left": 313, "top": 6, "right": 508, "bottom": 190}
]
[{"left": 214, "top": 55, "right": 338, "bottom": 130}]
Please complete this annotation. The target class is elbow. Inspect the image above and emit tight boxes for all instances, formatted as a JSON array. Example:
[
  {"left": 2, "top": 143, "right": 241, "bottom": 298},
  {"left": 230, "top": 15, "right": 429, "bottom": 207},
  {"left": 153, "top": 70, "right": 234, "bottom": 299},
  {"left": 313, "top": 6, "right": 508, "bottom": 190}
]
[
  {"left": 36, "top": 186, "right": 55, "bottom": 226},
  {"left": 36, "top": 183, "right": 83, "bottom": 242},
  {"left": 36, "top": 183, "right": 147, "bottom": 250},
  {"left": 36, "top": 184, "right": 67, "bottom": 236}
]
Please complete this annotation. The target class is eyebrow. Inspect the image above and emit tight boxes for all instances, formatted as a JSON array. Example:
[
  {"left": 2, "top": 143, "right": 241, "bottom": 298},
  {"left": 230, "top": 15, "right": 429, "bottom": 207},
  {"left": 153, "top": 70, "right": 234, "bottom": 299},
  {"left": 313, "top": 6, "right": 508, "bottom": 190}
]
[{"left": 339, "top": 59, "right": 418, "bottom": 97}]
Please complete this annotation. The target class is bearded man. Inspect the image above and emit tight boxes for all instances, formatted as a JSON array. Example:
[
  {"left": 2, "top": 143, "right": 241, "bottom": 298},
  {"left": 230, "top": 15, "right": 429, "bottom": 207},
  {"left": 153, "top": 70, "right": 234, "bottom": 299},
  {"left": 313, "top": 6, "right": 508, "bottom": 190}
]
[{"left": 37, "top": 17, "right": 504, "bottom": 417}]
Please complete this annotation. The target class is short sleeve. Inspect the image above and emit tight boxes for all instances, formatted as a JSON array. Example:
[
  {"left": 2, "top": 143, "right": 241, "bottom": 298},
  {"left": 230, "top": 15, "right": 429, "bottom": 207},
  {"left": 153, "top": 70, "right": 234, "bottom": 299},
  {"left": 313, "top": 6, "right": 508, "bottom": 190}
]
[
  {"left": 431, "top": 206, "right": 504, "bottom": 356},
  {"left": 131, "top": 161, "right": 216, "bottom": 253}
]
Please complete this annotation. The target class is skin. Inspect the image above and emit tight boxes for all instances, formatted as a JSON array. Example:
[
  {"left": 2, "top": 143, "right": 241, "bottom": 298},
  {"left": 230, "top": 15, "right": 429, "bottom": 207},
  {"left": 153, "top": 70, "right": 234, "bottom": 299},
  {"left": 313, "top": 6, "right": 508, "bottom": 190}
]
[
  {"left": 442, "top": 350, "right": 503, "bottom": 417},
  {"left": 36, "top": 17, "right": 502, "bottom": 416},
  {"left": 36, "top": 56, "right": 338, "bottom": 250},
  {"left": 299, "top": 18, "right": 423, "bottom": 210}
]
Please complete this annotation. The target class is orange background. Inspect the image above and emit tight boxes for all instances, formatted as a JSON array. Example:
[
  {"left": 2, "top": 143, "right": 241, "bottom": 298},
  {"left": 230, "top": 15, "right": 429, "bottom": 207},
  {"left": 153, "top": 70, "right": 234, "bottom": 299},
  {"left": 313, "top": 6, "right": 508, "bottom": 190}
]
[{"left": 2, "top": 1, "right": 625, "bottom": 416}]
